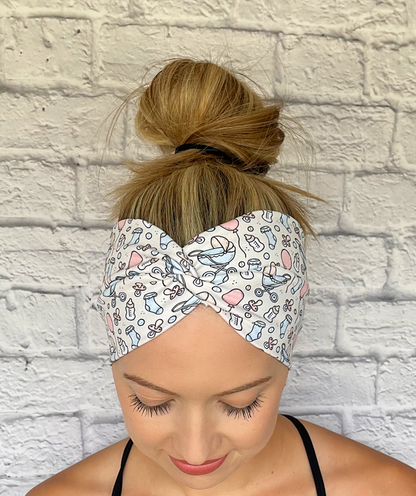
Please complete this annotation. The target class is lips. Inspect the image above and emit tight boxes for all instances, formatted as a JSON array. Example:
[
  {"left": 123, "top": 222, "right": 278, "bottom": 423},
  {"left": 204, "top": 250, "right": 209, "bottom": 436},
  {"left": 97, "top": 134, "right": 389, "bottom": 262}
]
[
  {"left": 169, "top": 453, "right": 228, "bottom": 475},
  {"left": 179, "top": 456, "right": 221, "bottom": 464}
]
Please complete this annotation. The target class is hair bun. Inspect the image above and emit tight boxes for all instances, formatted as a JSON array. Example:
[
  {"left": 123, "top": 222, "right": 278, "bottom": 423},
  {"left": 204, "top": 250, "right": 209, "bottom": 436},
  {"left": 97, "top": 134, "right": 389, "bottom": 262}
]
[{"left": 100, "top": 57, "right": 326, "bottom": 246}]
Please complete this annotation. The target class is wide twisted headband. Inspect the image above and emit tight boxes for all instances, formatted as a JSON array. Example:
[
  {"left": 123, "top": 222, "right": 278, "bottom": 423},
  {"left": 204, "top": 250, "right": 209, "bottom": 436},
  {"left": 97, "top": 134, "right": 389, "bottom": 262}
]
[{"left": 96, "top": 209, "right": 309, "bottom": 370}]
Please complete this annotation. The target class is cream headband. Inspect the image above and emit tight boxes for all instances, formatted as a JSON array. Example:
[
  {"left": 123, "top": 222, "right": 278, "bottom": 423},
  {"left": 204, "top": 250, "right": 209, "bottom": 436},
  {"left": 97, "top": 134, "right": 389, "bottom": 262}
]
[{"left": 96, "top": 209, "right": 309, "bottom": 370}]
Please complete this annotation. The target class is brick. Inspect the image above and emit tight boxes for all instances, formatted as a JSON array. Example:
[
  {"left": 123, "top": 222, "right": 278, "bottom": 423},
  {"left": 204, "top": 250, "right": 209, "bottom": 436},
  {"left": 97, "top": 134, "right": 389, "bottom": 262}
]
[
  {"left": 350, "top": 412, "right": 416, "bottom": 470},
  {"left": 281, "top": 359, "right": 377, "bottom": 406},
  {"left": 1, "top": 0, "right": 415, "bottom": 480},
  {"left": 0, "top": 226, "right": 112, "bottom": 287},
  {"left": 371, "top": 43, "right": 416, "bottom": 100},
  {"left": 0, "top": 482, "right": 44, "bottom": 496},
  {"left": 347, "top": 173, "right": 416, "bottom": 229},
  {"left": 83, "top": 421, "right": 128, "bottom": 457},
  {"left": 307, "top": 235, "right": 387, "bottom": 289},
  {"left": 343, "top": 301, "right": 416, "bottom": 353},
  {"left": 5, "top": 18, "right": 92, "bottom": 81},
  {"left": 0, "top": 416, "right": 82, "bottom": 478},
  {"left": 0, "top": 93, "right": 124, "bottom": 153},
  {"left": 84, "top": 164, "right": 129, "bottom": 221},
  {"left": 0, "top": 159, "right": 75, "bottom": 221},
  {"left": 396, "top": 235, "right": 416, "bottom": 287},
  {"left": 0, "top": 226, "right": 109, "bottom": 254},
  {"left": 0, "top": 358, "right": 116, "bottom": 412},
  {"left": 378, "top": 358, "right": 416, "bottom": 406},
  {"left": 281, "top": 104, "right": 394, "bottom": 171},
  {"left": 6, "top": 0, "right": 129, "bottom": 12},
  {"left": 235, "top": 0, "right": 406, "bottom": 29},
  {"left": 86, "top": 295, "right": 109, "bottom": 354},
  {"left": 99, "top": 24, "right": 169, "bottom": 86},
  {"left": 295, "top": 412, "right": 342, "bottom": 434},
  {"left": 99, "top": 24, "right": 276, "bottom": 97},
  {"left": 1, "top": 248, "right": 90, "bottom": 286},
  {"left": 395, "top": 111, "right": 416, "bottom": 170},
  {"left": 130, "top": 0, "right": 233, "bottom": 21},
  {"left": 276, "top": 35, "right": 363, "bottom": 98},
  {"left": 0, "top": 290, "right": 77, "bottom": 353}
]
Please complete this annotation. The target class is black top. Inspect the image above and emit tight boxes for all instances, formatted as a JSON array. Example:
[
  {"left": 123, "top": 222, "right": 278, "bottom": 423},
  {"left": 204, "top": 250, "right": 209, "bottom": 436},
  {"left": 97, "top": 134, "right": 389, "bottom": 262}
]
[{"left": 111, "top": 413, "right": 326, "bottom": 496}]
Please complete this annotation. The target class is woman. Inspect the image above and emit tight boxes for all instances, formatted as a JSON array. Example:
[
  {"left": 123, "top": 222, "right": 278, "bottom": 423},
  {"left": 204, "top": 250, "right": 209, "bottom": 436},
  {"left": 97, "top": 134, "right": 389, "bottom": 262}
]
[{"left": 28, "top": 58, "right": 416, "bottom": 496}]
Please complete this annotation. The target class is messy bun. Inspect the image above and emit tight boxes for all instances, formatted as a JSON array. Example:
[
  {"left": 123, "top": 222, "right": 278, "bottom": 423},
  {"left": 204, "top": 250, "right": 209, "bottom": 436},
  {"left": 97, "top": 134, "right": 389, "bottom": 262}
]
[{"left": 100, "top": 57, "right": 326, "bottom": 248}]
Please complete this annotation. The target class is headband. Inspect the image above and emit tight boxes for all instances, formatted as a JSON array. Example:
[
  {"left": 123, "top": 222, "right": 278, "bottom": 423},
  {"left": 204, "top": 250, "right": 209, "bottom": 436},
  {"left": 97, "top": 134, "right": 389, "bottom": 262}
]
[{"left": 96, "top": 209, "right": 309, "bottom": 370}]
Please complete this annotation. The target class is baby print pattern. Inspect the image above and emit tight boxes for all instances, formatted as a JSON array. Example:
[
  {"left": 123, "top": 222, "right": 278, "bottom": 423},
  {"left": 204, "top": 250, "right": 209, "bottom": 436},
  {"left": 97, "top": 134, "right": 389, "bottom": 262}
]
[{"left": 96, "top": 209, "right": 310, "bottom": 370}]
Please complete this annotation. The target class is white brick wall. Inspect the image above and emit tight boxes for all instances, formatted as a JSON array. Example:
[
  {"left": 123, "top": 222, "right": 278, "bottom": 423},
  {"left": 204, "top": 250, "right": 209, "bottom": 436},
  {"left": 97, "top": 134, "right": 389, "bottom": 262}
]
[{"left": 1, "top": 1, "right": 415, "bottom": 493}]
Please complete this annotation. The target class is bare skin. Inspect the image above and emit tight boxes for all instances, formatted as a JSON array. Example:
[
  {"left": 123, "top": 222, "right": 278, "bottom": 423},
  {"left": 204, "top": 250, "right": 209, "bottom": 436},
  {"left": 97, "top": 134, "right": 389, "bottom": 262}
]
[
  {"left": 27, "top": 305, "right": 416, "bottom": 496},
  {"left": 27, "top": 414, "right": 416, "bottom": 496}
]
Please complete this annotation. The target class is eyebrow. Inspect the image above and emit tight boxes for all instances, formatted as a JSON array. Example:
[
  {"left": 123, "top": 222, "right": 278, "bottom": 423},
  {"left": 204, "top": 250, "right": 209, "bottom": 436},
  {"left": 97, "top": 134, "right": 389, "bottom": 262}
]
[{"left": 123, "top": 373, "right": 273, "bottom": 398}]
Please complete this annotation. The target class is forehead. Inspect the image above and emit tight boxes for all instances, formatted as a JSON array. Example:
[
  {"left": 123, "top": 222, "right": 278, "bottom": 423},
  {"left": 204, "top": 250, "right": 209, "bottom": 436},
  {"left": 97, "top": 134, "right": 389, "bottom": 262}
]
[{"left": 115, "top": 304, "right": 281, "bottom": 381}]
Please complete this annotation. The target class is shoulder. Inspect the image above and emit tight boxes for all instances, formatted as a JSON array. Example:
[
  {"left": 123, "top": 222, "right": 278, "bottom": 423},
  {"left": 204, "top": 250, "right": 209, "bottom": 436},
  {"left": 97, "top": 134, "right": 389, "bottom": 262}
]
[
  {"left": 296, "top": 417, "right": 416, "bottom": 496},
  {"left": 25, "top": 437, "right": 130, "bottom": 496}
]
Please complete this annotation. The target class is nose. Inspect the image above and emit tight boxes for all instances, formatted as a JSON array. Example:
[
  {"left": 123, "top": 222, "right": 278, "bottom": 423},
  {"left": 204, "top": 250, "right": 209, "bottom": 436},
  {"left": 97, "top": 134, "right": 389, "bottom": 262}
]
[{"left": 173, "top": 410, "right": 222, "bottom": 465}]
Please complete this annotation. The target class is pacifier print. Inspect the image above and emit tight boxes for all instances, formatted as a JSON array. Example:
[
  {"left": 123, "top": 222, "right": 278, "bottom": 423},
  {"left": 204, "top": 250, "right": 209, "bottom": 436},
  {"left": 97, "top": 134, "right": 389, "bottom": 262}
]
[
  {"left": 241, "top": 212, "right": 255, "bottom": 222},
  {"left": 147, "top": 318, "right": 164, "bottom": 338},
  {"left": 282, "top": 234, "right": 291, "bottom": 247},
  {"left": 113, "top": 307, "right": 121, "bottom": 325},
  {"left": 264, "top": 337, "right": 278, "bottom": 351},
  {"left": 163, "top": 284, "right": 186, "bottom": 300},
  {"left": 132, "top": 281, "right": 146, "bottom": 297},
  {"left": 283, "top": 299, "right": 294, "bottom": 312},
  {"left": 243, "top": 299, "right": 263, "bottom": 313}
]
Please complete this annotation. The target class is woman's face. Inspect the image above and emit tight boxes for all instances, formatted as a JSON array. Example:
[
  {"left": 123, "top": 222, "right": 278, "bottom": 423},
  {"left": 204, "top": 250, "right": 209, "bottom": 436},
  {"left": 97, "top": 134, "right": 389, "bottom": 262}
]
[{"left": 112, "top": 304, "right": 289, "bottom": 496}]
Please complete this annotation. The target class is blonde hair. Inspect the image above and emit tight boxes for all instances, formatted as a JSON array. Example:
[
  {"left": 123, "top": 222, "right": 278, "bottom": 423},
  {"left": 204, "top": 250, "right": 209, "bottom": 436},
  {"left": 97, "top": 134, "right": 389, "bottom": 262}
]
[{"left": 100, "top": 57, "right": 326, "bottom": 248}]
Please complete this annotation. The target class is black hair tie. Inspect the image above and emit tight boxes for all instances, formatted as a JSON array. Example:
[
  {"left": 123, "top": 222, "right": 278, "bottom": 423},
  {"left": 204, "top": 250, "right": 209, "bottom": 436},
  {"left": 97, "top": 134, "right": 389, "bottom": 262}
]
[{"left": 174, "top": 143, "right": 235, "bottom": 164}]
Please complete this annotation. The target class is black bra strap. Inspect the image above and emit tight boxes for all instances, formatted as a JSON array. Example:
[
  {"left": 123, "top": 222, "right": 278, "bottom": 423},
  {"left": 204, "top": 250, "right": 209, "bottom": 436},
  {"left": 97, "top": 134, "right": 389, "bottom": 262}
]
[
  {"left": 111, "top": 438, "right": 133, "bottom": 496},
  {"left": 113, "top": 419, "right": 326, "bottom": 496},
  {"left": 282, "top": 414, "right": 327, "bottom": 496}
]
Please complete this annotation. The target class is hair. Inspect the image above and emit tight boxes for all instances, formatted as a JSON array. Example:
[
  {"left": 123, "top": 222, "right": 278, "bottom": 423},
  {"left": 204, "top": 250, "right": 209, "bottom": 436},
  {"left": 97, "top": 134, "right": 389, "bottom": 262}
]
[{"left": 99, "top": 56, "right": 327, "bottom": 249}]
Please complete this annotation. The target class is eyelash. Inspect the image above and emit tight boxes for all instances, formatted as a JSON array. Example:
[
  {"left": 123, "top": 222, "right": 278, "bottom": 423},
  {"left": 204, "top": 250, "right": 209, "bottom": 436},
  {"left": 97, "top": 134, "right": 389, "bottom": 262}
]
[{"left": 128, "top": 393, "right": 265, "bottom": 420}]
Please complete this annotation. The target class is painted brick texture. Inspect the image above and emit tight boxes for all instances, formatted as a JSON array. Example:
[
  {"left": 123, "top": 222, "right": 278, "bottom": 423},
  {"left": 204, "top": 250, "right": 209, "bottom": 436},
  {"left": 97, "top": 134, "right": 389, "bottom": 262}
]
[{"left": 1, "top": 1, "right": 415, "bottom": 492}]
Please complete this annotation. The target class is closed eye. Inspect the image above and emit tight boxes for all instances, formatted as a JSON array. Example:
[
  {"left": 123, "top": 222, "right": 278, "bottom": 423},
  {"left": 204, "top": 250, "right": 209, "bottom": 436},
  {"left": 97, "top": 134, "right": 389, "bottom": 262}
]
[{"left": 128, "top": 393, "right": 265, "bottom": 421}]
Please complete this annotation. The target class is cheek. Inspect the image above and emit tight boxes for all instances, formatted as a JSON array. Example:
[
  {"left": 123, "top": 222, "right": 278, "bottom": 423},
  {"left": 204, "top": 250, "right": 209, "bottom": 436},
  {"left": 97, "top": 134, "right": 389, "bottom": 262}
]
[
  {"left": 129, "top": 419, "right": 167, "bottom": 446},
  {"left": 119, "top": 400, "right": 169, "bottom": 454},
  {"left": 236, "top": 401, "right": 279, "bottom": 450}
]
